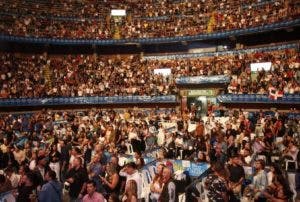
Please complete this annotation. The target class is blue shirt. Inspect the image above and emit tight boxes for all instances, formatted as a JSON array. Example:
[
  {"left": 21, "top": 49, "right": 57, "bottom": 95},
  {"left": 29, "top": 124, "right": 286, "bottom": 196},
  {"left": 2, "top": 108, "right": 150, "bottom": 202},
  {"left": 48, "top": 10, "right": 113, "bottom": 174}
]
[{"left": 38, "top": 180, "right": 62, "bottom": 202}]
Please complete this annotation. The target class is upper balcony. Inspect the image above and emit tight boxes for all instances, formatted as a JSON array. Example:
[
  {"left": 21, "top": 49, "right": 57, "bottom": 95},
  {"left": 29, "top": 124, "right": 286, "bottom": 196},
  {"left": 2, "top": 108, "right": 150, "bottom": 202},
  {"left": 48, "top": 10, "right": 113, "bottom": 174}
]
[{"left": 0, "top": 0, "right": 299, "bottom": 45}]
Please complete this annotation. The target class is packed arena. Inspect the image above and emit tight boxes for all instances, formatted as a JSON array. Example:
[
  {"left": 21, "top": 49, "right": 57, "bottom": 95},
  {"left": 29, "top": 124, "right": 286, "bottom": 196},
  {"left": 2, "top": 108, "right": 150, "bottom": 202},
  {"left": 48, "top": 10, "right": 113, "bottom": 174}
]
[{"left": 0, "top": 1, "right": 299, "bottom": 202}]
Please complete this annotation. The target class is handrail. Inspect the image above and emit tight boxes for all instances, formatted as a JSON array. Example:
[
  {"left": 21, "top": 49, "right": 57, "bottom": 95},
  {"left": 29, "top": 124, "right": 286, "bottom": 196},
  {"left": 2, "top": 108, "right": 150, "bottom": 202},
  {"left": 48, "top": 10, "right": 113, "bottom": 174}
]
[
  {"left": 143, "top": 42, "right": 299, "bottom": 60},
  {"left": 217, "top": 94, "right": 300, "bottom": 104},
  {"left": 0, "top": 95, "right": 178, "bottom": 107}
]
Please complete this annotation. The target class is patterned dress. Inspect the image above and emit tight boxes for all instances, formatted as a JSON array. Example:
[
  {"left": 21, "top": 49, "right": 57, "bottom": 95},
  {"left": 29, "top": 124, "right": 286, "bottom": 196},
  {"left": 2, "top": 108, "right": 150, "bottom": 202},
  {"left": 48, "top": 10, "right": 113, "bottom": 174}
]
[{"left": 205, "top": 174, "right": 228, "bottom": 202}]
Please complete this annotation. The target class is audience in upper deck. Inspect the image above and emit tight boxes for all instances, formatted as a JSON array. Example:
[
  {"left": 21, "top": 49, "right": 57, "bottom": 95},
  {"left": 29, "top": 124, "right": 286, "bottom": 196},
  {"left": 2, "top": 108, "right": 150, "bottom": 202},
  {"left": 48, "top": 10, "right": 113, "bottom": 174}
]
[{"left": 0, "top": 0, "right": 299, "bottom": 39}]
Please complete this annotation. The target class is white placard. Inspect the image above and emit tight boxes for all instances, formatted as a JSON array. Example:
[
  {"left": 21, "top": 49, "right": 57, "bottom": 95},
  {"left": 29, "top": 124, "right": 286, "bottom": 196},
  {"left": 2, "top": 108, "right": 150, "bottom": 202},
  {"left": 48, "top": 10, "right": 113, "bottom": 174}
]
[
  {"left": 111, "top": 9, "right": 126, "bottom": 16},
  {"left": 154, "top": 68, "right": 171, "bottom": 76},
  {"left": 250, "top": 62, "right": 272, "bottom": 72}
]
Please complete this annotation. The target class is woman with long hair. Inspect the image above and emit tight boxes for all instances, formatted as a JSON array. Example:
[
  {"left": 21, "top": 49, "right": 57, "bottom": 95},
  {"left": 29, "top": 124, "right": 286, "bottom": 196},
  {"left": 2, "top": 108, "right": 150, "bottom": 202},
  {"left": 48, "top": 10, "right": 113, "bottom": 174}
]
[
  {"left": 262, "top": 174, "right": 293, "bottom": 202},
  {"left": 149, "top": 164, "right": 165, "bottom": 201},
  {"left": 122, "top": 180, "right": 138, "bottom": 202},
  {"left": 101, "top": 163, "right": 120, "bottom": 197}
]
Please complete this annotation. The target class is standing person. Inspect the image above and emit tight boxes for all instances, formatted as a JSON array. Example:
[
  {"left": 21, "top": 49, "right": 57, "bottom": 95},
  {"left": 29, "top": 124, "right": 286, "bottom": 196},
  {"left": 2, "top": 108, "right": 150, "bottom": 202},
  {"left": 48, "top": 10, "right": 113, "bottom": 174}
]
[
  {"left": 33, "top": 155, "right": 50, "bottom": 187},
  {"left": 38, "top": 170, "right": 62, "bottom": 202},
  {"left": 205, "top": 162, "right": 229, "bottom": 202},
  {"left": 49, "top": 144, "right": 61, "bottom": 181},
  {"left": 122, "top": 179, "right": 138, "bottom": 202},
  {"left": 65, "top": 157, "right": 89, "bottom": 201},
  {"left": 252, "top": 159, "right": 268, "bottom": 202},
  {"left": 150, "top": 164, "right": 165, "bottom": 201},
  {"left": 227, "top": 154, "right": 245, "bottom": 201},
  {"left": 83, "top": 180, "right": 105, "bottom": 202},
  {"left": 87, "top": 154, "right": 103, "bottom": 192},
  {"left": 16, "top": 172, "right": 36, "bottom": 202},
  {"left": 60, "top": 139, "right": 71, "bottom": 182},
  {"left": 101, "top": 163, "right": 120, "bottom": 197},
  {"left": 119, "top": 162, "right": 142, "bottom": 200},
  {"left": 159, "top": 167, "right": 177, "bottom": 202}
]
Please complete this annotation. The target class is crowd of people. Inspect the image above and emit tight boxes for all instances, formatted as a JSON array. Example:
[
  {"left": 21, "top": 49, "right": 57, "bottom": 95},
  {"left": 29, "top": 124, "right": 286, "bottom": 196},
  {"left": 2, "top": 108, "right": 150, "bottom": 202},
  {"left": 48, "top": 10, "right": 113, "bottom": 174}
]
[
  {"left": 0, "top": 107, "right": 299, "bottom": 201},
  {"left": 0, "top": 45, "right": 299, "bottom": 98},
  {"left": 0, "top": 0, "right": 299, "bottom": 39}
]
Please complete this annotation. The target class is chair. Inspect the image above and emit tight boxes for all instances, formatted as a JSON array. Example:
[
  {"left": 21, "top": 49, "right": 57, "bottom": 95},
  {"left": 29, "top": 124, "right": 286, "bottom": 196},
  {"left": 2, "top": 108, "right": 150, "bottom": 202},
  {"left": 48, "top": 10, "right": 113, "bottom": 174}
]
[
  {"left": 147, "top": 165, "right": 156, "bottom": 179},
  {"left": 142, "top": 169, "right": 152, "bottom": 184},
  {"left": 256, "top": 155, "right": 266, "bottom": 163},
  {"left": 118, "top": 156, "right": 127, "bottom": 167},
  {"left": 125, "top": 143, "right": 134, "bottom": 155},
  {"left": 271, "top": 156, "right": 280, "bottom": 163},
  {"left": 285, "top": 160, "right": 298, "bottom": 171},
  {"left": 178, "top": 193, "right": 186, "bottom": 202},
  {"left": 287, "top": 172, "right": 297, "bottom": 202},
  {"left": 140, "top": 171, "right": 151, "bottom": 202}
]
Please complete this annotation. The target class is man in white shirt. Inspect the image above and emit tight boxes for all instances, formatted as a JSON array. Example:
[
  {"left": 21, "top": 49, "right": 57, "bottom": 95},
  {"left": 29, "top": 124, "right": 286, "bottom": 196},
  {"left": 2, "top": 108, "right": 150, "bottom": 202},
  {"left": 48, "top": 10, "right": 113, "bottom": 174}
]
[{"left": 119, "top": 162, "right": 142, "bottom": 199}]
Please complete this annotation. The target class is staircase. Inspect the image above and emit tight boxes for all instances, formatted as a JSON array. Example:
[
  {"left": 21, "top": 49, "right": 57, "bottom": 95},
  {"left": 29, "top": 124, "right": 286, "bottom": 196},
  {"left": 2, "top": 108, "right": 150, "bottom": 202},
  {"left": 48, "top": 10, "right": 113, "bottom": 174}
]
[
  {"left": 207, "top": 12, "right": 216, "bottom": 33},
  {"left": 43, "top": 65, "right": 52, "bottom": 88}
]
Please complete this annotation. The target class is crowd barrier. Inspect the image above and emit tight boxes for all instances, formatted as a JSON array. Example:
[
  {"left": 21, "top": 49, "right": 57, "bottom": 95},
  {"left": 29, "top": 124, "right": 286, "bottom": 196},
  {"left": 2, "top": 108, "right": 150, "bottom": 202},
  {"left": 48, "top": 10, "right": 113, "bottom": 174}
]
[
  {"left": 217, "top": 94, "right": 300, "bottom": 104},
  {"left": 0, "top": 19, "right": 299, "bottom": 45},
  {"left": 176, "top": 75, "right": 230, "bottom": 85},
  {"left": 0, "top": 95, "right": 177, "bottom": 107}
]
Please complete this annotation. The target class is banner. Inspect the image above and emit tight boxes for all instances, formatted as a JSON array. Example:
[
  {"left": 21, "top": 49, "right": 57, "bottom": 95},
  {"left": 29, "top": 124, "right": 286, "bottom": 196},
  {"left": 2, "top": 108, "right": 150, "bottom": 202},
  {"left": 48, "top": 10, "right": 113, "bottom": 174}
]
[{"left": 176, "top": 75, "right": 230, "bottom": 85}]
